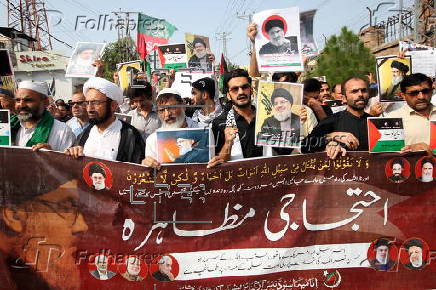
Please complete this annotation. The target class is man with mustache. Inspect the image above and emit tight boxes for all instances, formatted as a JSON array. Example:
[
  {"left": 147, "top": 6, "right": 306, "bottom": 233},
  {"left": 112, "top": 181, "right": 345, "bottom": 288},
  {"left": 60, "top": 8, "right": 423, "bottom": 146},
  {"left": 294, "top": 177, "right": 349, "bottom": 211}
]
[
  {"left": 11, "top": 81, "right": 75, "bottom": 151},
  {"left": 64, "top": 77, "right": 145, "bottom": 163},
  {"left": 387, "top": 73, "right": 435, "bottom": 154},
  {"left": 389, "top": 158, "right": 407, "bottom": 183},
  {"left": 302, "top": 77, "right": 371, "bottom": 159},
  {"left": 141, "top": 88, "right": 198, "bottom": 169},
  {"left": 66, "top": 85, "right": 90, "bottom": 137},
  {"left": 208, "top": 69, "right": 263, "bottom": 167}
]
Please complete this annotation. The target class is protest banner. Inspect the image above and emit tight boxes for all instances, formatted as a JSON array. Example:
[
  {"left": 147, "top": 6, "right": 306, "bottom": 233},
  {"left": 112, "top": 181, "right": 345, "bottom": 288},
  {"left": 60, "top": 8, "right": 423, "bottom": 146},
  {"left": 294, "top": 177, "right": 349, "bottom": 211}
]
[
  {"left": 399, "top": 41, "right": 436, "bottom": 77},
  {"left": 117, "top": 60, "right": 142, "bottom": 92},
  {"left": 0, "top": 148, "right": 435, "bottom": 289},
  {"left": 158, "top": 44, "right": 188, "bottom": 71},
  {"left": 171, "top": 71, "right": 215, "bottom": 99},
  {"left": 66, "top": 42, "right": 106, "bottom": 78},
  {"left": 376, "top": 55, "right": 412, "bottom": 102},
  {"left": 185, "top": 33, "right": 214, "bottom": 72},
  {"left": 255, "top": 81, "right": 303, "bottom": 148},
  {"left": 0, "top": 110, "right": 11, "bottom": 145},
  {"left": 367, "top": 117, "right": 405, "bottom": 153},
  {"left": 300, "top": 10, "right": 319, "bottom": 56},
  {"left": 156, "top": 128, "right": 213, "bottom": 164},
  {"left": 253, "top": 7, "right": 304, "bottom": 72},
  {"left": 136, "top": 13, "right": 177, "bottom": 59}
]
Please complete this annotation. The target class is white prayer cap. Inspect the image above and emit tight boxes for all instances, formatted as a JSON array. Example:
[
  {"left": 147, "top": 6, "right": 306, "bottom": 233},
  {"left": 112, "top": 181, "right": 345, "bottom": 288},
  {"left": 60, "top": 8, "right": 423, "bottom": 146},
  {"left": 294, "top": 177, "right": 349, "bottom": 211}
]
[
  {"left": 18, "top": 81, "right": 49, "bottom": 97},
  {"left": 157, "top": 88, "right": 181, "bottom": 97},
  {"left": 83, "top": 77, "right": 123, "bottom": 104}
]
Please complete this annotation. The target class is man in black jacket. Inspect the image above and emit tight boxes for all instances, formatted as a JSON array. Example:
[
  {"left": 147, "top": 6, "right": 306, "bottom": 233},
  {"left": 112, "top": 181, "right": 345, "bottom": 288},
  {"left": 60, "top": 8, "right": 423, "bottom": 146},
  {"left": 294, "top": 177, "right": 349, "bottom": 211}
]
[{"left": 64, "top": 77, "right": 144, "bottom": 164}]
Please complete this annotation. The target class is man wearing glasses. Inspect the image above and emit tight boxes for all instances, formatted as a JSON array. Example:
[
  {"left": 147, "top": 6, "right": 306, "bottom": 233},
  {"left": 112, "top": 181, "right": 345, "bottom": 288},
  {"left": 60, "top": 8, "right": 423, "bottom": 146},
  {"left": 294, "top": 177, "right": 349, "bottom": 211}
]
[
  {"left": 64, "top": 77, "right": 144, "bottom": 163},
  {"left": 66, "top": 85, "right": 90, "bottom": 137},
  {"left": 208, "top": 69, "right": 263, "bottom": 167},
  {"left": 302, "top": 77, "right": 371, "bottom": 159},
  {"left": 141, "top": 88, "right": 198, "bottom": 169},
  {"left": 387, "top": 73, "right": 435, "bottom": 154}
]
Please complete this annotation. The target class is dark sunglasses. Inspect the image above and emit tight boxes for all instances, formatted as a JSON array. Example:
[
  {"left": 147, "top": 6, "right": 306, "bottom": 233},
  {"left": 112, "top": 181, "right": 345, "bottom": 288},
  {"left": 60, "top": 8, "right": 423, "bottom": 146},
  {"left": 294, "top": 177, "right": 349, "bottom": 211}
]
[
  {"left": 69, "top": 101, "right": 86, "bottom": 106},
  {"left": 405, "top": 88, "right": 432, "bottom": 97},
  {"left": 229, "top": 83, "right": 251, "bottom": 93}
]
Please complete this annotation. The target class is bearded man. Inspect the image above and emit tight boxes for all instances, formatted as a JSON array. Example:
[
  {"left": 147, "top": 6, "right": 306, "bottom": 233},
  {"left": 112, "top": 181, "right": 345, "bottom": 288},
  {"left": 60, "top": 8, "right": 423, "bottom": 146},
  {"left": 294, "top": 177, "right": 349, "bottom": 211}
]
[{"left": 64, "top": 77, "right": 144, "bottom": 163}]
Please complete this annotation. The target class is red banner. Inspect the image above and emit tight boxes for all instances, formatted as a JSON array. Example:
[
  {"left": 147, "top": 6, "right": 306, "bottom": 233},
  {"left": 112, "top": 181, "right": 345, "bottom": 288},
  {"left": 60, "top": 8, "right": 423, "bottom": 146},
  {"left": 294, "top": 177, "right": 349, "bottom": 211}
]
[
  {"left": 0, "top": 148, "right": 435, "bottom": 289},
  {"left": 137, "top": 34, "right": 169, "bottom": 59}
]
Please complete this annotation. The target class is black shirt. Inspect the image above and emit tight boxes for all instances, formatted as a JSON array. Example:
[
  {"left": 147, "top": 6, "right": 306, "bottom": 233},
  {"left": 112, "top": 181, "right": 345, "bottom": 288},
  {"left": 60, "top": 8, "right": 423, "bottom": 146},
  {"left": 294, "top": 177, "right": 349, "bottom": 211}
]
[
  {"left": 212, "top": 106, "right": 263, "bottom": 159},
  {"left": 301, "top": 109, "right": 370, "bottom": 153}
]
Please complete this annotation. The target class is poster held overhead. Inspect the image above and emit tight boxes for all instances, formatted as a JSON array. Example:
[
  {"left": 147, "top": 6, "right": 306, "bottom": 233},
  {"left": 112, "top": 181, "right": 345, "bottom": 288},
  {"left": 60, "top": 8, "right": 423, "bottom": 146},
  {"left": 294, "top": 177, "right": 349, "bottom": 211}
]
[
  {"left": 158, "top": 43, "right": 188, "bottom": 70},
  {"left": 253, "top": 7, "right": 304, "bottom": 72},
  {"left": 185, "top": 33, "right": 214, "bottom": 72},
  {"left": 376, "top": 55, "right": 412, "bottom": 102},
  {"left": 66, "top": 42, "right": 106, "bottom": 78}
]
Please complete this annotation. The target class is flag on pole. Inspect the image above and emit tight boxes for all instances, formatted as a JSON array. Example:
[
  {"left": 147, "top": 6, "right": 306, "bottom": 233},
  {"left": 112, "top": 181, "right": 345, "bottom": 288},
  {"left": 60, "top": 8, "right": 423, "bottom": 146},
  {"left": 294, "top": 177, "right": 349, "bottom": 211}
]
[
  {"left": 218, "top": 53, "right": 228, "bottom": 94},
  {"left": 136, "top": 13, "right": 177, "bottom": 59}
]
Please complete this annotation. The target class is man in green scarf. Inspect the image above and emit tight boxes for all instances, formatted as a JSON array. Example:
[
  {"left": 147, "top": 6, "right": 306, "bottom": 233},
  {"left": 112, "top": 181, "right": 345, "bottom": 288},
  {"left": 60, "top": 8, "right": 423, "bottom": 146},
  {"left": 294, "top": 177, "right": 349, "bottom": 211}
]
[{"left": 11, "top": 81, "right": 75, "bottom": 151}]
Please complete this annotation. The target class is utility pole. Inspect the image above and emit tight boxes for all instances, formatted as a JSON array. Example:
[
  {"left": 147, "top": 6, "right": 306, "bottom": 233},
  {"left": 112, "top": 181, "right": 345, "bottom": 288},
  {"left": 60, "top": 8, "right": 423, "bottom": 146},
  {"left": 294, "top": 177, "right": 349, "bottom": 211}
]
[
  {"left": 216, "top": 32, "right": 232, "bottom": 61},
  {"left": 399, "top": 0, "right": 404, "bottom": 39},
  {"left": 111, "top": 9, "right": 140, "bottom": 62}
]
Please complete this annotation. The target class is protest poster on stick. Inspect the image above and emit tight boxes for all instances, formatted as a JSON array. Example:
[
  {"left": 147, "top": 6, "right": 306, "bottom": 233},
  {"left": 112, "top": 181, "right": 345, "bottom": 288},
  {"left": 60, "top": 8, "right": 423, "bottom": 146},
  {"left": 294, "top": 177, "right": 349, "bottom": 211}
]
[
  {"left": 254, "top": 7, "right": 304, "bottom": 72},
  {"left": 255, "top": 81, "right": 303, "bottom": 148},
  {"left": 156, "top": 128, "right": 213, "bottom": 164},
  {"left": 1, "top": 148, "right": 436, "bottom": 289},
  {"left": 185, "top": 33, "right": 214, "bottom": 72},
  {"left": 66, "top": 42, "right": 106, "bottom": 78},
  {"left": 376, "top": 55, "right": 412, "bottom": 102},
  {"left": 158, "top": 43, "right": 188, "bottom": 70}
]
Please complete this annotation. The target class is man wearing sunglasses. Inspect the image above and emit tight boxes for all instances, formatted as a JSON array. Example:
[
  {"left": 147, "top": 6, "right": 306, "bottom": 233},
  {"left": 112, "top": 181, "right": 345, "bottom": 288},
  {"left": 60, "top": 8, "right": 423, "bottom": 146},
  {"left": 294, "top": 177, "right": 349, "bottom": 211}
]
[
  {"left": 386, "top": 73, "right": 435, "bottom": 154},
  {"left": 64, "top": 77, "right": 145, "bottom": 164},
  {"left": 302, "top": 77, "right": 371, "bottom": 159},
  {"left": 208, "top": 69, "right": 263, "bottom": 168},
  {"left": 66, "top": 85, "right": 89, "bottom": 137}
]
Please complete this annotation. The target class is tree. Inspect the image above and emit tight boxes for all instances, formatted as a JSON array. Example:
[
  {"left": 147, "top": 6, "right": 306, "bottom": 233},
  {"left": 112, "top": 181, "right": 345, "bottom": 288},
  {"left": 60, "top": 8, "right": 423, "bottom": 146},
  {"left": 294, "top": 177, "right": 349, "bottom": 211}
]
[
  {"left": 309, "top": 27, "right": 376, "bottom": 86},
  {"left": 101, "top": 36, "right": 140, "bottom": 81}
]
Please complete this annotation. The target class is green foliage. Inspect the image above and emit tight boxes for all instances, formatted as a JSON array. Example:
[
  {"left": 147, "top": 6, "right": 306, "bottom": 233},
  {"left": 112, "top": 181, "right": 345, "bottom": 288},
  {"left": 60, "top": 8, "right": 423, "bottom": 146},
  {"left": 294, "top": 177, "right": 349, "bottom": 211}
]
[
  {"left": 309, "top": 27, "right": 376, "bottom": 86},
  {"left": 101, "top": 37, "right": 139, "bottom": 81}
]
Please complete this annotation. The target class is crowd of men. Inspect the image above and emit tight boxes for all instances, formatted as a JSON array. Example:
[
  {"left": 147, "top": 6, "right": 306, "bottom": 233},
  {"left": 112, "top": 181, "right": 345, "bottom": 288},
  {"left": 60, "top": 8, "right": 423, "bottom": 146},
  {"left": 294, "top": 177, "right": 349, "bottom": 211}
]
[{"left": 0, "top": 24, "right": 435, "bottom": 169}]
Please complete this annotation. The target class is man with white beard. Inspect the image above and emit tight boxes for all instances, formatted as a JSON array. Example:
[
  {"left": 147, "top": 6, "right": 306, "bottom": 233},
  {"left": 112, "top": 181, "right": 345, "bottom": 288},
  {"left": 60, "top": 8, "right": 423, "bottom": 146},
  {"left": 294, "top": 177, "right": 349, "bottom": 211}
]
[
  {"left": 88, "top": 163, "right": 108, "bottom": 190},
  {"left": 142, "top": 88, "right": 198, "bottom": 169},
  {"left": 404, "top": 239, "right": 426, "bottom": 270},
  {"left": 382, "top": 60, "right": 409, "bottom": 101},
  {"left": 257, "top": 87, "right": 300, "bottom": 147},
  {"left": 188, "top": 38, "right": 214, "bottom": 71},
  {"left": 370, "top": 239, "right": 395, "bottom": 271},
  {"left": 419, "top": 157, "right": 434, "bottom": 182}
]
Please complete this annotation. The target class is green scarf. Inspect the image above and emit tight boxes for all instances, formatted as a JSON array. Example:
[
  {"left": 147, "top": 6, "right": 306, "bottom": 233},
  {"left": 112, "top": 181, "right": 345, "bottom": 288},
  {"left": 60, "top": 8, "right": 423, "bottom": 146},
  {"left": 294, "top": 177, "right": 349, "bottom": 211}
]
[{"left": 11, "top": 110, "right": 54, "bottom": 147}]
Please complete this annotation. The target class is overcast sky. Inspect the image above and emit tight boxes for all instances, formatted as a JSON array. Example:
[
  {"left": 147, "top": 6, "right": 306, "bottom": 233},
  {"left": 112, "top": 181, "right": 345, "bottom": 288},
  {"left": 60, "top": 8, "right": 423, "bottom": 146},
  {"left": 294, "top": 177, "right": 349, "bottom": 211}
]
[{"left": 1, "top": 0, "right": 414, "bottom": 65}]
